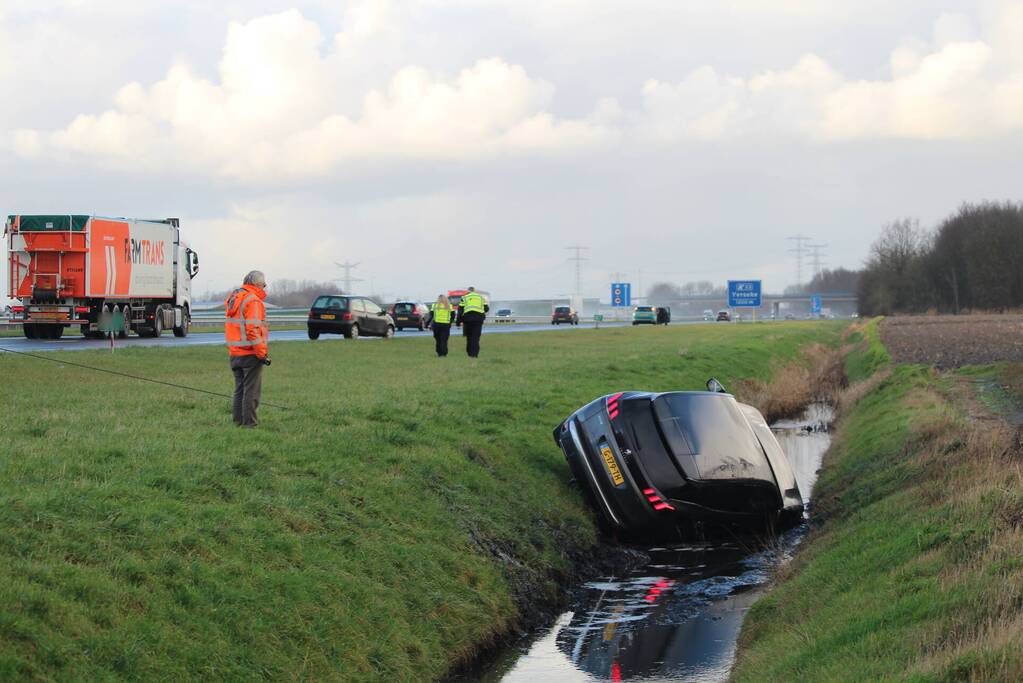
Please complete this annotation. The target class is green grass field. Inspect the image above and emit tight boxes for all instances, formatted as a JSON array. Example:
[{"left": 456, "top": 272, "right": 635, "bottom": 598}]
[
  {"left": 732, "top": 344, "right": 1023, "bottom": 680},
  {"left": 0, "top": 322, "right": 844, "bottom": 681}
]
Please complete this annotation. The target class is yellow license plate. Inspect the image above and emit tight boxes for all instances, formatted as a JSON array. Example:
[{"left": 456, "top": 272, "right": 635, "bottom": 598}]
[
  {"left": 321, "top": 314, "right": 335, "bottom": 320},
  {"left": 600, "top": 445, "right": 624, "bottom": 486},
  {"left": 33, "top": 311, "right": 67, "bottom": 319}
]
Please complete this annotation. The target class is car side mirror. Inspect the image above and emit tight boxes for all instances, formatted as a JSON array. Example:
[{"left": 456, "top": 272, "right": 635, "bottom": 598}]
[{"left": 706, "top": 378, "right": 727, "bottom": 394}]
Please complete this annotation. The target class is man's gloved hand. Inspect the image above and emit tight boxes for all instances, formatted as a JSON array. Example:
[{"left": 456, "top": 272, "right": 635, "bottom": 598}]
[{"left": 262, "top": 356, "right": 272, "bottom": 366}]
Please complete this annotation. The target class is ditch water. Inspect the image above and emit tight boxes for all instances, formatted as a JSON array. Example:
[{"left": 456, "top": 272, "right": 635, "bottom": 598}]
[{"left": 461, "top": 404, "right": 833, "bottom": 683}]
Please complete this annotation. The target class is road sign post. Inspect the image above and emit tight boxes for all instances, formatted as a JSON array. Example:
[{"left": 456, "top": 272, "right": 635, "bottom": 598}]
[
  {"left": 810, "top": 295, "right": 823, "bottom": 317},
  {"left": 728, "top": 280, "right": 762, "bottom": 322},
  {"left": 611, "top": 283, "right": 632, "bottom": 321}
]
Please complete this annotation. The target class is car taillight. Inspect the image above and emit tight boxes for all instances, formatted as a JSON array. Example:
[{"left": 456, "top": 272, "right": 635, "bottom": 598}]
[
  {"left": 342, "top": 312, "right": 353, "bottom": 321},
  {"left": 642, "top": 487, "right": 676, "bottom": 511},
  {"left": 606, "top": 392, "right": 623, "bottom": 420}
]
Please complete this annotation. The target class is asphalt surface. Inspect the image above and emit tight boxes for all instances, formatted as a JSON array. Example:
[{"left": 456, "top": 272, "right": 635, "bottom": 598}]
[{"left": 0, "top": 321, "right": 637, "bottom": 354}]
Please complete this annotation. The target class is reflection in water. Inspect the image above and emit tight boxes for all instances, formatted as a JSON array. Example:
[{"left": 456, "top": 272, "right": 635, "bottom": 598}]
[{"left": 462, "top": 405, "right": 831, "bottom": 683}]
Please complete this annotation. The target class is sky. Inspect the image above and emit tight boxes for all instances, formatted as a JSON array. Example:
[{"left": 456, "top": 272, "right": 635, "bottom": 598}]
[{"left": 2, "top": 0, "right": 1022, "bottom": 302}]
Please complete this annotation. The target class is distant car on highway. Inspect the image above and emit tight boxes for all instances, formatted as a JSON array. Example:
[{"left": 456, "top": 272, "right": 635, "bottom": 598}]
[
  {"left": 716, "top": 309, "right": 731, "bottom": 322},
  {"left": 495, "top": 308, "right": 515, "bottom": 323},
  {"left": 702, "top": 309, "right": 715, "bottom": 321},
  {"left": 552, "top": 306, "right": 579, "bottom": 325},
  {"left": 632, "top": 306, "right": 657, "bottom": 325},
  {"left": 784, "top": 313, "right": 796, "bottom": 321},
  {"left": 387, "top": 301, "right": 429, "bottom": 331},
  {"left": 308, "top": 295, "right": 395, "bottom": 340}
]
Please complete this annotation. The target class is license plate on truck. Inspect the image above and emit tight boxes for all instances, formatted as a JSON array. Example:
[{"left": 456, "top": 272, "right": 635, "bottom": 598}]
[
  {"left": 33, "top": 311, "right": 68, "bottom": 320},
  {"left": 600, "top": 445, "right": 625, "bottom": 486}
]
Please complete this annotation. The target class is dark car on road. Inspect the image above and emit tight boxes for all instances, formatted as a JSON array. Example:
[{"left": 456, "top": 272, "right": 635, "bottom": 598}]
[
  {"left": 388, "top": 301, "right": 429, "bottom": 331},
  {"left": 307, "top": 295, "right": 395, "bottom": 340},
  {"left": 552, "top": 306, "right": 579, "bottom": 325},
  {"left": 553, "top": 381, "right": 803, "bottom": 537},
  {"left": 716, "top": 309, "right": 731, "bottom": 322}
]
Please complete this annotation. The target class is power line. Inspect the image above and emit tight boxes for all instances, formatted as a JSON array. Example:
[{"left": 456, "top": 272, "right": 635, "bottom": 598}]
[
  {"left": 787, "top": 235, "right": 810, "bottom": 288},
  {"left": 565, "top": 245, "right": 588, "bottom": 299},
  {"left": 333, "top": 261, "right": 364, "bottom": 294},
  {"left": 807, "top": 243, "right": 828, "bottom": 281}
]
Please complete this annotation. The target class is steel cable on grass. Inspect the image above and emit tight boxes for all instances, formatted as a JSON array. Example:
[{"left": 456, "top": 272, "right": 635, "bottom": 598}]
[{"left": 0, "top": 346, "right": 290, "bottom": 410}]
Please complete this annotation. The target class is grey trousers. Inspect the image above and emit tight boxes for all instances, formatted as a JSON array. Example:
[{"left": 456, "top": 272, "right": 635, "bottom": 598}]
[{"left": 230, "top": 356, "right": 263, "bottom": 426}]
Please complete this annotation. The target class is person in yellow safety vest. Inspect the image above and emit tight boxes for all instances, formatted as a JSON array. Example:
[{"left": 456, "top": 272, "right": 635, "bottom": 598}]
[
  {"left": 224, "top": 270, "right": 271, "bottom": 427},
  {"left": 455, "top": 286, "right": 489, "bottom": 358},
  {"left": 430, "top": 294, "right": 454, "bottom": 357}
]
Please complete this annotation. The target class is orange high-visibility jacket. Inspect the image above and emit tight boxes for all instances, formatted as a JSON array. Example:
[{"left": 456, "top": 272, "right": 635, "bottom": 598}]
[{"left": 224, "top": 284, "right": 268, "bottom": 358}]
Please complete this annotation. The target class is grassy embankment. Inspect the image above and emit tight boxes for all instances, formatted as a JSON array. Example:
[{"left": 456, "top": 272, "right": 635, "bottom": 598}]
[
  {"left": 0, "top": 322, "right": 844, "bottom": 681},
  {"left": 732, "top": 321, "right": 1023, "bottom": 681}
]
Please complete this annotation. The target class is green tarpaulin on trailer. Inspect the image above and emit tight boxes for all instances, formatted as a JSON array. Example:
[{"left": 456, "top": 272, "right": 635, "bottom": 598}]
[{"left": 10, "top": 215, "right": 90, "bottom": 232}]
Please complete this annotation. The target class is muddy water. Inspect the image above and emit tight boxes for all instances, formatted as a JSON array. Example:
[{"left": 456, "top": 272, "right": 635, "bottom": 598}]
[{"left": 461, "top": 405, "right": 832, "bottom": 683}]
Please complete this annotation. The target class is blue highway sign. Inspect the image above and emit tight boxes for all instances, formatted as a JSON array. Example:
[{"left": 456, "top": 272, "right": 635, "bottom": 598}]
[
  {"left": 728, "top": 280, "right": 762, "bottom": 308},
  {"left": 810, "top": 294, "right": 823, "bottom": 315},
  {"left": 611, "top": 282, "right": 632, "bottom": 307}
]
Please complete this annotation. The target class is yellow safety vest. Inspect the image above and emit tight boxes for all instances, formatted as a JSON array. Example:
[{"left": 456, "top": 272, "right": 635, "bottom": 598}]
[
  {"left": 462, "top": 292, "right": 485, "bottom": 315},
  {"left": 431, "top": 303, "right": 452, "bottom": 324}
]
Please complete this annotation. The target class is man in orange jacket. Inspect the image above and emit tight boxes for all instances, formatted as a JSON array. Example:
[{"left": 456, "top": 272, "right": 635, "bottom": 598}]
[{"left": 224, "top": 270, "right": 270, "bottom": 427}]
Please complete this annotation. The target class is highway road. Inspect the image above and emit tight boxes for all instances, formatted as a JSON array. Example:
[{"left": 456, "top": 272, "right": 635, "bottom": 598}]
[{"left": 0, "top": 321, "right": 636, "bottom": 354}]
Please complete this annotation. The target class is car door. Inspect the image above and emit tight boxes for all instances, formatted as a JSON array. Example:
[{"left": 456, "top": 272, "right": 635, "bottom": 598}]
[
  {"left": 361, "top": 298, "right": 383, "bottom": 335},
  {"left": 373, "top": 302, "right": 390, "bottom": 334},
  {"left": 350, "top": 298, "right": 367, "bottom": 333}
]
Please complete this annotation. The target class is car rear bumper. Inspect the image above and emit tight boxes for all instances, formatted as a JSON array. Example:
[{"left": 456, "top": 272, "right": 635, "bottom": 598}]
[
  {"left": 307, "top": 321, "right": 354, "bottom": 335},
  {"left": 554, "top": 410, "right": 658, "bottom": 531}
]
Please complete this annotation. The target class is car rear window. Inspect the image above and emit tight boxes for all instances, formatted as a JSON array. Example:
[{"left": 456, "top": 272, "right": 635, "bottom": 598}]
[
  {"left": 497, "top": 309, "right": 511, "bottom": 315},
  {"left": 637, "top": 306, "right": 653, "bottom": 312},
  {"left": 393, "top": 303, "right": 415, "bottom": 313},
  {"left": 313, "top": 296, "right": 348, "bottom": 309},
  {"left": 555, "top": 306, "right": 570, "bottom": 313}
]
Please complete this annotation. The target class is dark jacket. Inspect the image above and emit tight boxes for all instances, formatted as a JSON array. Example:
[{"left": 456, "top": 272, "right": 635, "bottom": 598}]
[{"left": 456, "top": 303, "right": 489, "bottom": 325}]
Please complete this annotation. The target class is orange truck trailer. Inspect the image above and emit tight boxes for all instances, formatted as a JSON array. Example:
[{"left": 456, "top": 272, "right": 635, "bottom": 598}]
[{"left": 5, "top": 215, "right": 199, "bottom": 340}]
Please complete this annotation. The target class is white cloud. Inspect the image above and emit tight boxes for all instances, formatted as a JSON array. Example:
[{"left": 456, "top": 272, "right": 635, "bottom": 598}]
[
  {"left": 11, "top": 8, "right": 612, "bottom": 182},
  {"left": 635, "top": 6, "right": 1023, "bottom": 143}
]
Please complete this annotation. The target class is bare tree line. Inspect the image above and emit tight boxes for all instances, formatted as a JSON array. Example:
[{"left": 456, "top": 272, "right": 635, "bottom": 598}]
[{"left": 859, "top": 201, "right": 1023, "bottom": 315}]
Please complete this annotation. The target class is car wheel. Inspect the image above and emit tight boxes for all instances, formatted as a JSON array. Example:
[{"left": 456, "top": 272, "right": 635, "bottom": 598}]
[
  {"left": 384, "top": 325, "right": 395, "bottom": 339},
  {"left": 308, "top": 328, "right": 320, "bottom": 340},
  {"left": 346, "top": 324, "right": 359, "bottom": 340}
]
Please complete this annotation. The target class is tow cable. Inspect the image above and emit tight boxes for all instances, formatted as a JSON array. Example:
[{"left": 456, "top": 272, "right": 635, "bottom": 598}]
[{"left": 0, "top": 346, "right": 290, "bottom": 410}]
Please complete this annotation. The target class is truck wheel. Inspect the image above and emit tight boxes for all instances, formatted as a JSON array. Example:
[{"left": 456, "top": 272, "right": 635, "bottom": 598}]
[
  {"left": 173, "top": 308, "right": 189, "bottom": 337},
  {"left": 118, "top": 306, "right": 130, "bottom": 339},
  {"left": 23, "top": 324, "right": 37, "bottom": 339},
  {"left": 152, "top": 310, "right": 163, "bottom": 337},
  {"left": 345, "top": 324, "right": 359, "bottom": 340},
  {"left": 50, "top": 326, "right": 64, "bottom": 340}
]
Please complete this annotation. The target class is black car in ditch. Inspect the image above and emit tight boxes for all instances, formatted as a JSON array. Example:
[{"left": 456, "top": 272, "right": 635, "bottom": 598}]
[
  {"left": 307, "top": 295, "right": 395, "bottom": 340},
  {"left": 553, "top": 381, "right": 803, "bottom": 536}
]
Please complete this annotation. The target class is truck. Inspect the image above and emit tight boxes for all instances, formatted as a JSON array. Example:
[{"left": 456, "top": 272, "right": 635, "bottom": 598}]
[{"left": 5, "top": 215, "right": 199, "bottom": 340}]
